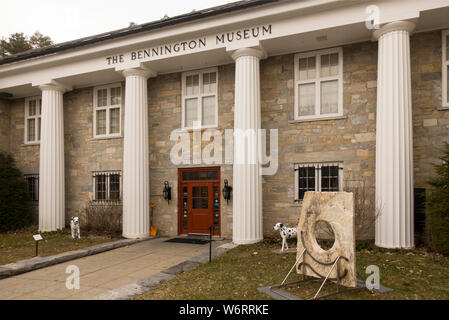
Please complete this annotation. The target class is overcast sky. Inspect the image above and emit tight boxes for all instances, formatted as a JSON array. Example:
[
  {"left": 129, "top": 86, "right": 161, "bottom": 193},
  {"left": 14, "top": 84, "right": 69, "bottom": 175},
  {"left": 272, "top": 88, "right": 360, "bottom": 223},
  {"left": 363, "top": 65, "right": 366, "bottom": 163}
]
[{"left": 0, "top": 0, "right": 232, "bottom": 44}]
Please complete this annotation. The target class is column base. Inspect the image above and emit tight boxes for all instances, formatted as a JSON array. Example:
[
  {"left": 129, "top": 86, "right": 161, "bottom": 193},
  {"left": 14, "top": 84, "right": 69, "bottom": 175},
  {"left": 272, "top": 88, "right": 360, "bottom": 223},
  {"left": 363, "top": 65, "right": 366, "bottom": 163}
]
[
  {"left": 122, "top": 233, "right": 150, "bottom": 240},
  {"left": 375, "top": 242, "right": 415, "bottom": 250},
  {"left": 39, "top": 228, "right": 64, "bottom": 233},
  {"left": 233, "top": 237, "right": 263, "bottom": 245}
]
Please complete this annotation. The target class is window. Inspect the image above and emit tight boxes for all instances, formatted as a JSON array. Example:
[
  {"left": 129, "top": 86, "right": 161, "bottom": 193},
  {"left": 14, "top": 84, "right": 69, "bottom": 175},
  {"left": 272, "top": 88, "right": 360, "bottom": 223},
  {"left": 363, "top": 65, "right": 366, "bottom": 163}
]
[
  {"left": 294, "top": 48, "right": 343, "bottom": 120},
  {"left": 24, "top": 174, "right": 39, "bottom": 202},
  {"left": 443, "top": 30, "right": 449, "bottom": 108},
  {"left": 182, "top": 68, "right": 218, "bottom": 129},
  {"left": 93, "top": 84, "right": 122, "bottom": 138},
  {"left": 294, "top": 162, "right": 343, "bottom": 202},
  {"left": 24, "top": 97, "right": 41, "bottom": 144},
  {"left": 92, "top": 171, "right": 121, "bottom": 203}
]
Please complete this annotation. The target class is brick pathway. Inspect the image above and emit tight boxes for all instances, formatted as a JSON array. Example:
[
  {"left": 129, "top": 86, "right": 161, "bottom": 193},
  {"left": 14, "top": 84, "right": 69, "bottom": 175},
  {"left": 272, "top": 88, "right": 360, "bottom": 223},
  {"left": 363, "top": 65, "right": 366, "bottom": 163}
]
[{"left": 0, "top": 237, "right": 226, "bottom": 300}]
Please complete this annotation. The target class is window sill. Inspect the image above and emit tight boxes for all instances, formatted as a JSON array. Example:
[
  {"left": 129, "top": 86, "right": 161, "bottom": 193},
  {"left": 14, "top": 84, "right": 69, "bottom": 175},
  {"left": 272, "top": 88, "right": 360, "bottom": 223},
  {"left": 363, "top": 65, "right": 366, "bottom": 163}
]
[
  {"left": 289, "top": 115, "right": 347, "bottom": 124},
  {"left": 90, "top": 201, "right": 122, "bottom": 206},
  {"left": 181, "top": 125, "right": 219, "bottom": 132},
  {"left": 90, "top": 135, "right": 123, "bottom": 141},
  {"left": 437, "top": 106, "right": 449, "bottom": 111},
  {"left": 22, "top": 142, "right": 40, "bottom": 147}
]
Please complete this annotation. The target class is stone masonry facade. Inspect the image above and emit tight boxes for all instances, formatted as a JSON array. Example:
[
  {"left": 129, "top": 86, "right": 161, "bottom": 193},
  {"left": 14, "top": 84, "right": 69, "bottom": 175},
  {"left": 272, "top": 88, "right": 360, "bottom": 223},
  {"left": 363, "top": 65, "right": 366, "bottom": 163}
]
[
  {"left": 261, "top": 40, "right": 378, "bottom": 237},
  {"left": 1, "top": 30, "right": 448, "bottom": 238}
]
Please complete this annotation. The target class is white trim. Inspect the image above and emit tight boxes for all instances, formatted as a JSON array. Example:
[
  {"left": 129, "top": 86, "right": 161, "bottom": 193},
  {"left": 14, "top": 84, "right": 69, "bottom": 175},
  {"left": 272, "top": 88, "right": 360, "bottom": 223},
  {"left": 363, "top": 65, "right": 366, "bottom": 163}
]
[
  {"left": 294, "top": 47, "right": 343, "bottom": 121},
  {"left": 24, "top": 96, "right": 41, "bottom": 145},
  {"left": 181, "top": 67, "right": 218, "bottom": 130},
  {"left": 443, "top": 29, "right": 449, "bottom": 108},
  {"left": 93, "top": 83, "right": 123, "bottom": 139}
]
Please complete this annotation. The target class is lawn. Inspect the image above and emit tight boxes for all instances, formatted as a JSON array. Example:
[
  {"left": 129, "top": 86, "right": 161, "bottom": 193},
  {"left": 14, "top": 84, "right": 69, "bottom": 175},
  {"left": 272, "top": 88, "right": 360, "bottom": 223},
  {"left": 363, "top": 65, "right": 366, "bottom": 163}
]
[
  {"left": 134, "top": 239, "right": 449, "bottom": 300},
  {"left": 0, "top": 227, "right": 120, "bottom": 265}
]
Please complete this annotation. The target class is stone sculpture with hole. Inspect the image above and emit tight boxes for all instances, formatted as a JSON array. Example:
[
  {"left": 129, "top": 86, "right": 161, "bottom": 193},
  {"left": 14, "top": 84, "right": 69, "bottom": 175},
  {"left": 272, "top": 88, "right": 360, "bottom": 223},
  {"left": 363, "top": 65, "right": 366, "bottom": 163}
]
[{"left": 268, "top": 191, "right": 358, "bottom": 299}]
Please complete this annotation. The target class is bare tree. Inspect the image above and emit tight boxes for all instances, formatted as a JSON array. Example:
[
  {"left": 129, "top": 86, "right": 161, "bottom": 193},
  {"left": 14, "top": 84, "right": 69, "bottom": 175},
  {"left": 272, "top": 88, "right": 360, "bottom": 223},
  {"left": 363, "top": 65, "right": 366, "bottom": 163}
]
[
  {"left": 345, "top": 180, "right": 382, "bottom": 240},
  {"left": 314, "top": 180, "right": 382, "bottom": 241}
]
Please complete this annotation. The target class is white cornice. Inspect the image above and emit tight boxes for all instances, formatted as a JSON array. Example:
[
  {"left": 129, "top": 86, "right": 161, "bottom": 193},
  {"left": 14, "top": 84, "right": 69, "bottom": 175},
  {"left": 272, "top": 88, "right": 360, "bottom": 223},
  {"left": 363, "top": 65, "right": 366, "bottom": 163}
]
[
  {"left": 2, "top": 0, "right": 449, "bottom": 96},
  {"left": 0, "top": 0, "right": 348, "bottom": 73}
]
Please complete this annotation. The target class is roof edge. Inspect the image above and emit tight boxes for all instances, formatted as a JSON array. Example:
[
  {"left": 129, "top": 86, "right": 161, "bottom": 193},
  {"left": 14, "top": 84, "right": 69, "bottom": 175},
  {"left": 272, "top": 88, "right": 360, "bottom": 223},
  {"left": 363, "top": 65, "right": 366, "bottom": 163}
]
[{"left": 0, "top": 0, "right": 279, "bottom": 66}]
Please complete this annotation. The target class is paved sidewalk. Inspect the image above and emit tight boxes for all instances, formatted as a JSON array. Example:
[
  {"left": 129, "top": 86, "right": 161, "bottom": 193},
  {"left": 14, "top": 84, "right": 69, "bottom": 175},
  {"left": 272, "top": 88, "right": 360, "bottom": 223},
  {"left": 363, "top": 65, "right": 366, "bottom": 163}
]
[{"left": 0, "top": 237, "right": 228, "bottom": 300}]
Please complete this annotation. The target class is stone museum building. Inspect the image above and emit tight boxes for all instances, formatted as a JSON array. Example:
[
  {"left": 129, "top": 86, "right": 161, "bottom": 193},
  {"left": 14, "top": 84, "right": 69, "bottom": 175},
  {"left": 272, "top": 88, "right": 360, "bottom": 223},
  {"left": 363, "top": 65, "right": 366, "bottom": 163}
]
[{"left": 1, "top": 0, "right": 449, "bottom": 248}]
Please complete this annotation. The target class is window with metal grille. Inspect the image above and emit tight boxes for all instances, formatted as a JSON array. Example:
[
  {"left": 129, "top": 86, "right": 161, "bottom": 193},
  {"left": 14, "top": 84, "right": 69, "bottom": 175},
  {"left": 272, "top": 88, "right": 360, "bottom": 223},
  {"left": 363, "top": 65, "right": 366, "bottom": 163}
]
[
  {"left": 294, "top": 162, "right": 343, "bottom": 202},
  {"left": 92, "top": 171, "right": 121, "bottom": 203},
  {"left": 24, "top": 174, "right": 39, "bottom": 202}
]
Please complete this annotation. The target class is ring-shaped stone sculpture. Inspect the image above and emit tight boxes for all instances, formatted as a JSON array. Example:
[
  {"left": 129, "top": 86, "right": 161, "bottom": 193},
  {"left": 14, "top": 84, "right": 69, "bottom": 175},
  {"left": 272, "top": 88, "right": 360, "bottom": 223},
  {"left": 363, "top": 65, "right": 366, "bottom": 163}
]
[{"left": 296, "top": 192, "right": 356, "bottom": 287}]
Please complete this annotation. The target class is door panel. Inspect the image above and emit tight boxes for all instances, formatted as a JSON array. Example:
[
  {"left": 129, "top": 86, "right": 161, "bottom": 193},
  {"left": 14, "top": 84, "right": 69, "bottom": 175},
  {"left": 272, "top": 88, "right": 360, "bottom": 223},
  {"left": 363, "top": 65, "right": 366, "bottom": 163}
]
[{"left": 190, "top": 184, "right": 213, "bottom": 234}]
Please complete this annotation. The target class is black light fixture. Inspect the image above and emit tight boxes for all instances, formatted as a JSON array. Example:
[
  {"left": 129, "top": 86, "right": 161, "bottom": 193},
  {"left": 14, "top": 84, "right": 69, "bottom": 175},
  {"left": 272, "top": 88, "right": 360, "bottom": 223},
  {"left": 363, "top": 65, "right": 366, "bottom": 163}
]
[
  {"left": 163, "top": 181, "right": 171, "bottom": 204},
  {"left": 222, "top": 179, "right": 232, "bottom": 204}
]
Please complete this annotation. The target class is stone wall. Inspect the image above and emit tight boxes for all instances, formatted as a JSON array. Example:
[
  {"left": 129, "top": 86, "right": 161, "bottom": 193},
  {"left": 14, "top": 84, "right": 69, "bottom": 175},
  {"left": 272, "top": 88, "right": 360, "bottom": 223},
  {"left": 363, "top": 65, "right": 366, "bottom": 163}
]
[
  {"left": 9, "top": 98, "right": 40, "bottom": 172},
  {"left": 260, "top": 41, "right": 378, "bottom": 237},
  {"left": 411, "top": 30, "right": 449, "bottom": 190},
  {"left": 148, "top": 65, "right": 235, "bottom": 237},
  {"left": 63, "top": 86, "right": 125, "bottom": 220},
  {"left": 0, "top": 98, "right": 10, "bottom": 152}
]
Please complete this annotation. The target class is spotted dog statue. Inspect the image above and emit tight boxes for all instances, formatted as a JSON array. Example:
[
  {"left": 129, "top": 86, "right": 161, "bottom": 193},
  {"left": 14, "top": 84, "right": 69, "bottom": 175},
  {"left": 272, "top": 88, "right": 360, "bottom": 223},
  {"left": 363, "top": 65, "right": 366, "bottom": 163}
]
[
  {"left": 70, "top": 217, "right": 81, "bottom": 239},
  {"left": 274, "top": 222, "right": 297, "bottom": 252}
]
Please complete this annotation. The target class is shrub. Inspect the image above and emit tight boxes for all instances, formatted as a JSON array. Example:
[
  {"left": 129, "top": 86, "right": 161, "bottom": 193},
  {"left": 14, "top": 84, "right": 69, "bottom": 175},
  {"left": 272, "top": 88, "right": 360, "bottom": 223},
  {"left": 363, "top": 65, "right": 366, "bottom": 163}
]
[
  {"left": 340, "top": 180, "right": 380, "bottom": 240},
  {"left": 426, "top": 143, "right": 449, "bottom": 255},
  {"left": 79, "top": 202, "right": 122, "bottom": 237},
  {"left": 0, "top": 152, "right": 33, "bottom": 231}
]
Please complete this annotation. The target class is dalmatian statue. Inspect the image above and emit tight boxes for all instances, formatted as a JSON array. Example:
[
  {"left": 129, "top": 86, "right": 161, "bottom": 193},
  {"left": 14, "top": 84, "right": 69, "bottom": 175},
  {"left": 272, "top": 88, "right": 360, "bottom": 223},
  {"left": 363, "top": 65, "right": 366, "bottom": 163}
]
[
  {"left": 274, "top": 222, "right": 297, "bottom": 252},
  {"left": 70, "top": 217, "right": 81, "bottom": 239}
]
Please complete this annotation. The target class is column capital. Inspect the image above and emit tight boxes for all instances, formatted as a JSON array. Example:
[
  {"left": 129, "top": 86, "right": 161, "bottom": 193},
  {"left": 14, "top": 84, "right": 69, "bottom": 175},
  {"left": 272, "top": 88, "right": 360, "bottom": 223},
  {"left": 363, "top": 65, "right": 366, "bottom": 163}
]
[
  {"left": 372, "top": 21, "right": 416, "bottom": 41},
  {"left": 38, "top": 81, "right": 72, "bottom": 93},
  {"left": 121, "top": 66, "right": 156, "bottom": 79},
  {"left": 230, "top": 47, "right": 267, "bottom": 61}
]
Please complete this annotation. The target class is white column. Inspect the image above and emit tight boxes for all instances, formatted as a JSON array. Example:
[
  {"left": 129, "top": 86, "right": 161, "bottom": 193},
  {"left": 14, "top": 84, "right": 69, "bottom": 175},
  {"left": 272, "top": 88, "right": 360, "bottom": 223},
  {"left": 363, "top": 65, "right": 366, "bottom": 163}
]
[
  {"left": 231, "top": 48, "right": 265, "bottom": 244},
  {"left": 122, "top": 68, "right": 152, "bottom": 239},
  {"left": 39, "top": 84, "right": 66, "bottom": 232},
  {"left": 374, "top": 21, "right": 416, "bottom": 249}
]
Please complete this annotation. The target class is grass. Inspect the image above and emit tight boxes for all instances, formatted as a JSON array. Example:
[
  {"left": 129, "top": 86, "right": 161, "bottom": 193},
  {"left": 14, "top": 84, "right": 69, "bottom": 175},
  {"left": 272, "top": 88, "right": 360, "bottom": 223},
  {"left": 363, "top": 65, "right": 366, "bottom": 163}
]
[
  {"left": 134, "top": 239, "right": 449, "bottom": 300},
  {"left": 0, "top": 227, "right": 120, "bottom": 265}
]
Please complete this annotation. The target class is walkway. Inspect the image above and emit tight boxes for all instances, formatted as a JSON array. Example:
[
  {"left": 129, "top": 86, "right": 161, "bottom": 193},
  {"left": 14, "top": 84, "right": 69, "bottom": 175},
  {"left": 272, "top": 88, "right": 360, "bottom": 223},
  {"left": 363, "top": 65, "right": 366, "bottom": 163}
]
[{"left": 0, "top": 237, "right": 227, "bottom": 300}]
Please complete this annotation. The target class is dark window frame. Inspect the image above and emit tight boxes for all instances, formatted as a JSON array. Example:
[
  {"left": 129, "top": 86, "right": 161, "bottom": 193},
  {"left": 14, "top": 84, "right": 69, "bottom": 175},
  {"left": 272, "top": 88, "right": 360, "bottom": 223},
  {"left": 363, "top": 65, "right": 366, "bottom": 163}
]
[
  {"left": 92, "top": 171, "right": 122, "bottom": 204},
  {"left": 294, "top": 162, "right": 343, "bottom": 202},
  {"left": 24, "top": 174, "right": 39, "bottom": 202}
]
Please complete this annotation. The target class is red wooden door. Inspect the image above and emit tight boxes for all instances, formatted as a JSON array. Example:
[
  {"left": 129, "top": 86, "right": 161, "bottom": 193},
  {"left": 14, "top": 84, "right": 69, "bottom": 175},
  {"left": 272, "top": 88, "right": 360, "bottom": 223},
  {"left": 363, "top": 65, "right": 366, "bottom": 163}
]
[
  {"left": 189, "top": 183, "right": 213, "bottom": 234},
  {"left": 178, "top": 168, "right": 221, "bottom": 236}
]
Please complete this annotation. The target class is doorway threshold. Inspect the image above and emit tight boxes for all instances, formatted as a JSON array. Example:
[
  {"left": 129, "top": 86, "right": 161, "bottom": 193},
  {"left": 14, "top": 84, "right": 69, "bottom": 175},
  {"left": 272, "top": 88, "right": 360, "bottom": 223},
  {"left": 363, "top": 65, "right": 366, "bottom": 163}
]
[{"left": 179, "top": 234, "right": 225, "bottom": 241}]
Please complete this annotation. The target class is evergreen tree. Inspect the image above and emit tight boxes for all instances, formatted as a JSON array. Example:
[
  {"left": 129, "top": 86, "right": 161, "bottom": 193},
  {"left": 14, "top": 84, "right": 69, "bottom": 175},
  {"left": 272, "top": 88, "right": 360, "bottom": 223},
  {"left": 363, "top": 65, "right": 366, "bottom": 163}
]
[
  {"left": 426, "top": 142, "right": 449, "bottom": 255},
  {"left": 0, "top": 152, "right": 33, "bottom": 231},
  {"left": 0, "top": 31, "right": 53, "bottom": 57}
]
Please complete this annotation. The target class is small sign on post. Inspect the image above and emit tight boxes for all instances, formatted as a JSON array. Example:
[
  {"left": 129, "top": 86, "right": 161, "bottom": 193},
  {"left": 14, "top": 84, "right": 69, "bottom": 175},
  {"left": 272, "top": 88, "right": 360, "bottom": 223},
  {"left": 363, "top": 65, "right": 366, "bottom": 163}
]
[{"left": 33, "top": 234, "right": 43, "bottom": 257}]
